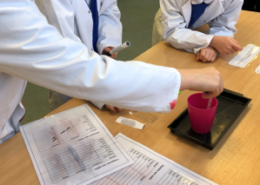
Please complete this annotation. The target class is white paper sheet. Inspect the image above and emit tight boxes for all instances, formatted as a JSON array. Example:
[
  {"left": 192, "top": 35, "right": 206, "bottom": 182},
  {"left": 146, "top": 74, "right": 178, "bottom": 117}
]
[
  {"left": 20, "top": 105, "right": 133, "bottom": 185},
  {"left": 255, "top": 64, "right": 260, "bottom": 74},
  {"left": 229, "top": 44, "right": 260, "bottom": 68},
  {"left": 89, "top": 133, "right": 218, "bottom": 185},
  {"left": 116, "top": 116, "right": 145, "bottom": 130}
]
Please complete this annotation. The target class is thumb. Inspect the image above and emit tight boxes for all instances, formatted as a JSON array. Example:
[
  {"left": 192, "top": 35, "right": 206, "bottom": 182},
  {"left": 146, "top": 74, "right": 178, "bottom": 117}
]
[{"left": 233, "top": 44, "right": 243, "bottom": 52}]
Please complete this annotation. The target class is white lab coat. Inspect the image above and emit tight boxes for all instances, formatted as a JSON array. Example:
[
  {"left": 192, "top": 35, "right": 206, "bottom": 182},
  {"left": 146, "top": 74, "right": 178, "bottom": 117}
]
[
  {"left": 36, "top": 0, "right": 122, "bottom": 109},
  {"left": 0, "top": 0, "right": 181, "bottom": 143},
  {"left": 36, "top": 0, "right": 122, "bottom": 55},
  {"left": 152, "top": 0, "right": 243, "bottom": 53}
]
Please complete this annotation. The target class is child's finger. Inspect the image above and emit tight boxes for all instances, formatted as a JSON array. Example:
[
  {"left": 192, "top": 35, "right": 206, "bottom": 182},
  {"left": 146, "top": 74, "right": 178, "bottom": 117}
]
[
  {"left": 206, "top": 52, "right": 211, "bottom": 62},
  {"left": 223, "top": 48, "right": 234, "bottom": 55},
  {"left": 104, "top": 47, "right": 111, "bottom": 52},
  {"left": 196, "top": 53, "right": 200, "bottom": 61},
  {"left": 232, "top": 38, "right": 240, "bottom": 47},
  {"left": 202, "top": 92, "right": 213, "bottom": 99},
  {"left": 111, "top": 52, "right": 118, "bottom": 59},
  {"left": 212, "top": 54, "right": 217, "bottom": 62},
  {"left": 116, "top": 107, "right": 123, "bottom": 112},
  {"left": 200, "top": 54, "right": 205, "bottom": 62},
  {"left": 201, "top": 52, "right": 208, "bottom": 63},
  {"left": 105, "top": 105, "right": 116, "bottom": 112},
  {"left": 232, "top": 43, "right": 243, "bottom": 52},
  {"left": 210, "top": 55, "right": 215, "bottom": 62},
  {"left": 210, "top": 52, "right": 215, "bottom": 62}
]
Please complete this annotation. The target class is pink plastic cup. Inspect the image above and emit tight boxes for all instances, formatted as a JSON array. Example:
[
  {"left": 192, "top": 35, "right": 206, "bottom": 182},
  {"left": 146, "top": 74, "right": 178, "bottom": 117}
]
[{"left": 187, "top": 93, "right": 218, "bottom": 134}]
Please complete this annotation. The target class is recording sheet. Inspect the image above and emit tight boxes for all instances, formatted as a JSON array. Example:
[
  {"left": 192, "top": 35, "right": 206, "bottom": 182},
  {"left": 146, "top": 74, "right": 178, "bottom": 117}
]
[
  {"left": 89, "top": 133, "right": 218, "bottom": 185},
  {"left": 229, "top": 44, "right": 260, "bottom": 68},
  {"left": 20, "top": 105, "right": 133, "bottom": 185}
]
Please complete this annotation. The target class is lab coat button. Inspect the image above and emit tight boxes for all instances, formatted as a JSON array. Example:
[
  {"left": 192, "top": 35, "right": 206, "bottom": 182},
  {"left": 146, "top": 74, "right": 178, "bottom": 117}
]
[{"left": 88, "top": 11, "right": 91, "bottom": 13}]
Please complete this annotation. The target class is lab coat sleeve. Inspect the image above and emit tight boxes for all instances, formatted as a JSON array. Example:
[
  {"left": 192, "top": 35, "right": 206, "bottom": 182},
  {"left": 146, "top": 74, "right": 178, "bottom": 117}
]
[
  {"left": 206, "top": 0, "right": 243, "bottom": 37},
  {"left": 160, "top": 0, "right": 214, "bottom": 54},
  {"left": 92, "top": 102, "right": 105, "bottom": 110},
  {"left": 0, "top": 1, "right": 181, "bottom": 113},
  {"left": 36, "top": 0, "right": 81, "bottom": 43},
  {"left": 36, "top": 0, "right": 106, "bottom": 110},
  {"left": 97, "top": 0, "right": 122, "bottom": 54}
]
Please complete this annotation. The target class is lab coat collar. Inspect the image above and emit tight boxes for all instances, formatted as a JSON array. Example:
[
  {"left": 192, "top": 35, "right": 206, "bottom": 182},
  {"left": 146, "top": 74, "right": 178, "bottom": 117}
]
[
  {"left": 191, "top": 0, "right": 213, "bottom": 4},
  {"left": 181, "top": 0, "right": 224, "bottom": 27},
  {"left": 201, "top": 0, "right": 224, "bottom": 22}
]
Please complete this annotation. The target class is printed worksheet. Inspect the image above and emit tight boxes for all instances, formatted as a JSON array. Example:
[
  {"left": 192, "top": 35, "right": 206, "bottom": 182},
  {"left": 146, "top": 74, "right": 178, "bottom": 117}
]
[
  {"left": 20, "top": 105, "right": 133, "bottom": 185},
  {"left": 89, "top": 133, "right": 218, "bottom": 185}
]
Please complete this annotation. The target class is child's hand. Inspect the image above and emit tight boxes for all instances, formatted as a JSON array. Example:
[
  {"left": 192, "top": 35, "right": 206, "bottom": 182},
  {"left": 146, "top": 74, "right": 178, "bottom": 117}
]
[
  {"left": 209, "top": 36, "right": 242, "bottom": 55},
  {"left": 178, "top": 67, "right": 224, "bottom": 99},
  {"left": 105, "top": 105, "right": 122, "bottom": 113},
  {"left": 102, "top": 47, "right": 118, "bottom": 59},
  {"left": 196, "top": 47, "right": 218, "bottom": 63}
]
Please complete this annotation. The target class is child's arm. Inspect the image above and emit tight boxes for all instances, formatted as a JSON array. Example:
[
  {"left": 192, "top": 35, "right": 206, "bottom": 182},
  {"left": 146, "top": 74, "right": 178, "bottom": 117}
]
[
  {"left": 97, "top": 0, "right": 122, "bottom": 55},
  {"left": 206, "top": 0, "right": 243, "bottom": 55},
  {"left": 209, "top": 36, "right": 242, "bottom": 55},
  {"left": 16, "top": 1, "right": 222, "bottom": 113},
  {"left": 179, "top": 67, "right": 223, "bottom": 99},
  {"left": 160, "top": 0, "right": 214, "bottom": 54}
]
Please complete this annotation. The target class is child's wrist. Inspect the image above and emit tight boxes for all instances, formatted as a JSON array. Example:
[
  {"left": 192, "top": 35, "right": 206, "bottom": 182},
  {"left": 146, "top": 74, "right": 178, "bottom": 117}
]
[
  {"left": 209, "top": 36, "right": 216, "bottom": 48},
  {"left": 178, "top": 69, "right": 194, "bottom": 91}
]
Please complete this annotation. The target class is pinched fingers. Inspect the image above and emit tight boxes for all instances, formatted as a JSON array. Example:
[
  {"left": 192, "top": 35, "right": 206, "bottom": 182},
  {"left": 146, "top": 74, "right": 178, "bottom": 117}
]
[{"left": 202, "top": 70, "right": 224, "bottom": 99}]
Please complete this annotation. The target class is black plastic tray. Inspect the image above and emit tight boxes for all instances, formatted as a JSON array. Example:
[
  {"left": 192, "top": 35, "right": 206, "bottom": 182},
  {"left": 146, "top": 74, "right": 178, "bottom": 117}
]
[{"left": 168, "top": 89, "right": 251, "bottom": 150}]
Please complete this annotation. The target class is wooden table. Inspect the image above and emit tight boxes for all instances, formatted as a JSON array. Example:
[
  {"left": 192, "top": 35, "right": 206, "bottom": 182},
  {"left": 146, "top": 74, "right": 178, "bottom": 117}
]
[{"left": 1, "top": 10, "right": 260, "bottom": 185}]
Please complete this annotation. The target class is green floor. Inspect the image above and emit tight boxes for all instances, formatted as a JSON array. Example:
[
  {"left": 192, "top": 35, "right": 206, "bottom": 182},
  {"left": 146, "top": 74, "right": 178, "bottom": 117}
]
[{"left": 21, "top": 0, "right": 160, "bottom": 125}]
